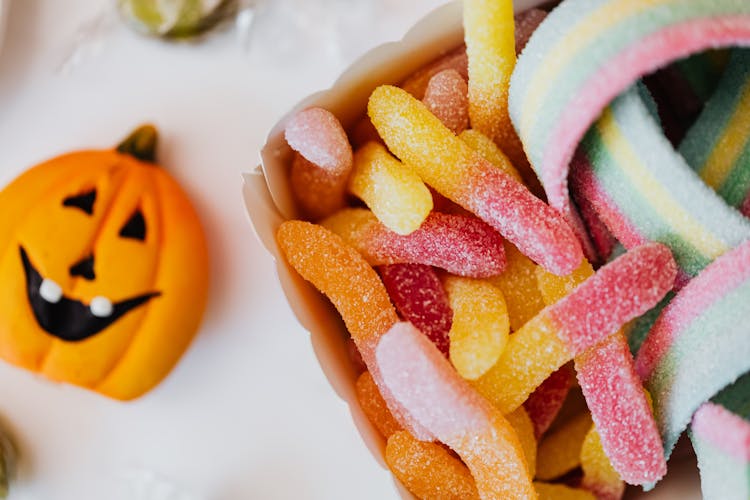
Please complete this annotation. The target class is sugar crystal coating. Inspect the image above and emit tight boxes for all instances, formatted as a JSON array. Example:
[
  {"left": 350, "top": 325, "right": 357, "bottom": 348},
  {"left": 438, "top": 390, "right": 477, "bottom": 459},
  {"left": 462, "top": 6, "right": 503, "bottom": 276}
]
[
  {"left": 423, "top": 69, "right": 469, "bottom": 135},
  {"left": 443, "top": 275, "right": 509, "bottom": 380},
  {"left": 323, "top": 208, "right": 506, "bottom": 278},
  {"left": 537, "top": 258, "right": 667, "bottom": 485},
  {"left": 523, "top": 364, "right": 574, "bottom": 439},
  {"left": 368, "top": 85, "right": 583, "bottom": 276},
  {"left": 548, "top": 243, "right": 676, "bottom": 355},
  {"left": 474, "top": 244, "right": 675, "bottom": 414},
  {"left": 580, "top": 426, "right": 625, "bottom": 500},
  {"left": 401, "top": 46, "right": 469, "bottom": 100},
  {"left": 505, "top": 406, "right": 537, "bottom": 478},
  {"left": 464, "top": 0, "right": 528, "bottom": 171},
  {"left": 472, "top": 310, "right": 571, "bottom": 415},
  {"left": 356, "top": 371, "right": 403, "bottom": 439},
  {"left": 487, "top": 241, "right": 546, "bottom": 332},
  {"left": 459, "top": 129, "right": 522, "bottom": 182},
  {"left": 276, "top": 220, "right": 430, "bottom": 440},
  {"left": 379, "top": 264, "right": 452, "bottom": 356},
  {"left": 514, "top": 9, "right": 547, "bottom": 54},
  {"left": 284, "top": 107, "right": 353, "bottom": 175},
  {"left": 290, "top": 153, "right": 349, "bottom": 220},
  {"left": 508, "top": 0, "right": 750, "bottom": 219},
  {"left": 636, "top": 238, "right": 750, "bottom": 458},
  {"left": 576, "top": 334, "right": 666, "bottom": 485},
  {"left": 570, "top": 87, "right": 750, "bottom": 280},
  {"left": 691, "top": 375, "right": 750, "bottom": 500},
  {"left": 348, "top": 142, "right": 433, "bottom": 235},
  {"left": 376, "top": 322, "right": 536, "bottom": 499},
  {"left": 385, "top": 430, "right": 480, "bottom": 500},
  {"left": 691, "top": 404, "right": 750, "bottom": 500}
]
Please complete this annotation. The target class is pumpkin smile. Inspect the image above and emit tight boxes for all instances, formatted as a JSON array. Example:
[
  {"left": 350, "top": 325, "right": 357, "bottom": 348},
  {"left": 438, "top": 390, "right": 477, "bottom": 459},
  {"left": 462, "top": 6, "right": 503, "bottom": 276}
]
[{"left": 19, "top": 246, "right": 160, "bottom": 342}]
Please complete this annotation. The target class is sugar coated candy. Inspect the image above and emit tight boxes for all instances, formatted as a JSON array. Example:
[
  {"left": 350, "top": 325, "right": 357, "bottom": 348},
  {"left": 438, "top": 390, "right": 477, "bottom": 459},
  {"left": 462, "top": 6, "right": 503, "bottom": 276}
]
[
  {"left": 401, "top": 46, "right": 469, "bottom": 100},
  {"left": 442, "top": 275, "right": 509, "bottom": 380},
  {"left": 376, "top": 322, "right": 536, "bottom": 499},
  {"left": 368, "top": 85, "right": 583, "bottom": 276},
  {"left": 636, "top": 238, "right": 750, "bottom": 458},
  {"left": 356, "top": 371, "right": 403, "bottom": 439},
  {"left": 285, "top": 108, "right": 354, "bottom": 220},
  {"left": 379, "top": 264, "right": 452, "bottom": 356},
  {"left": 348, "top": 142, "right": 432, "bottom": 235},
  {"left": 690, "top": 373, "right": 750, "bottom": 500},
  {"left": 487, "top": 241, "right": 545, "bottom": 332},
  {"left": 580, "top": 426, "right": 625, "bottom": 500},
  {"left": 322, "top": 208, "right": 506, "bottom": 278},
  {"left": 509, "top": 0, "right": 750, "bottom": 217},
  {"left": 536, "top": 411, "right": 591, "bottom": 481},
  {"left": 570, "top": 86, "right": 750, "bottom": 280},
  {"left": 385, "top": 430, "right": 479, "bottom": 500},
  {"left": 464, "top": 0, "right": 527, "bottom": 171},
  {"left": 680, "top": 49, "right": 750, "bottom": 213},
  {"left": 285, "top": 107, "right": 352, "bottom": 175},
  {"left": 537, "top": 259, "right": 667, "bottom": 485},
  {"left": 474, "top": 243, "right": 676, "bottom": 414},
  {"left": 505, "top": 406, "right": 537, "bottom": 478},
  {"left": 459, "top": 129, "right": 522, "bottom": 182},
  {"left": 422, "top": 69, "right": 469, "bottom": 135},
  {"left": 523, "top": 364, "right": 574, "bottom": 439},
  {"left": 276, "top": 220, "right": 430, "bottom": 439},
  {"left": 289, "top": 153, "right": 349, "bottom": 221}
]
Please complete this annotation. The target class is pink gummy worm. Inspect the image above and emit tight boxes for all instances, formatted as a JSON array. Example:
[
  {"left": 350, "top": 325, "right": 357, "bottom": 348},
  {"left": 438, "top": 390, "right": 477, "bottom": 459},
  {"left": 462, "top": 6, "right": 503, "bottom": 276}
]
[
  {"left": 367, "top": 211, "right": 507, "bottom": 278},
  {"left": 523, "top": 364, "right": 573, "bottom": 439},
  {"left": 576, "top": 334, "right": 667, "bottom": 485},
  {"left": 376, "top": 322, "right": 535, "bottom": 500},
  {"left": 379, "top": 263, "right": 452, "bottom": 356},
  {"left": 550, "top": 243, "right": 677, "bottom": 355},
  {"left": 464, "top": 160, "right": 583, "bottom": 276},
  {"left": 284, "top": 107, "right": 353, "bottom": 175}
]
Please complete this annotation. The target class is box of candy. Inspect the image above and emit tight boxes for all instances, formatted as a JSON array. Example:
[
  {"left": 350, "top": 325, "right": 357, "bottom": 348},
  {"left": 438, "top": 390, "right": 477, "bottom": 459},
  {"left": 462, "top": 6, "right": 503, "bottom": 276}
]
[{"left": 244, "top": 0, "right": 750, "bottom": 497}]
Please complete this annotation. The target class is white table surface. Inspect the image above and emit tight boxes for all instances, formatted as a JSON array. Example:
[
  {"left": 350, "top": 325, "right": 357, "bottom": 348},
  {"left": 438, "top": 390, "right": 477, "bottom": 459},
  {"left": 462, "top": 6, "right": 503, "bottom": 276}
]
[{"left": 0, "top": 1, "right": 449, "bottom": 499}]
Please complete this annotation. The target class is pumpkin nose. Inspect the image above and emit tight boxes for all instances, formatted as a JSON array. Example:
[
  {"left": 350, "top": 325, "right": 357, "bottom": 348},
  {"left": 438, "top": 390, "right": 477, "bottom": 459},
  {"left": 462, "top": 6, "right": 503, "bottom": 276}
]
[{"left": 69, "top": 255, "right": 96, "bottom": 281}]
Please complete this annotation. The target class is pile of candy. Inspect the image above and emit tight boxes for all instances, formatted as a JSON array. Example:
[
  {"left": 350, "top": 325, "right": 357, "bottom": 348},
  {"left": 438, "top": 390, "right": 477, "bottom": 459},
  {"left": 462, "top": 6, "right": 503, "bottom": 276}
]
[{"left": 272, "top": 0, "right": 750, "bottom": 498}]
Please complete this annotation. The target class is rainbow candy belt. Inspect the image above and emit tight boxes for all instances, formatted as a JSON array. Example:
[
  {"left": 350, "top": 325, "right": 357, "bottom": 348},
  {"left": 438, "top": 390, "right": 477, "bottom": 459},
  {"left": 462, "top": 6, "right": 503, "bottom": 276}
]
[
  {"left": 509, "top": 0, "right": 750, "bottom": 217},
  {"left": 511, "top": 0, "right": 750, "bottom": 490}
]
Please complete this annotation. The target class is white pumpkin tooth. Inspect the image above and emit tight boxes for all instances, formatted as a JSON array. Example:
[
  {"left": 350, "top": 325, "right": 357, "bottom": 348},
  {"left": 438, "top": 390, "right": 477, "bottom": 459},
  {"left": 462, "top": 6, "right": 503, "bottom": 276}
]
[
  {"left": 90, "top": 296, "right": 113, "bottom": 318},
  {"left": 39, "top": 279, "right": 63, "bottom": 304}
]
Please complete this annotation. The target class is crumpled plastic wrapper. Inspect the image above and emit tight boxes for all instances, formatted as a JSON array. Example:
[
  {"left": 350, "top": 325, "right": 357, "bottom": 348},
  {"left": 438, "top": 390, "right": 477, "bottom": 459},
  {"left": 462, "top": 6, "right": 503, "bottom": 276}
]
[{"left": 58, "top": 0, "right": 257, "bottom": 74}]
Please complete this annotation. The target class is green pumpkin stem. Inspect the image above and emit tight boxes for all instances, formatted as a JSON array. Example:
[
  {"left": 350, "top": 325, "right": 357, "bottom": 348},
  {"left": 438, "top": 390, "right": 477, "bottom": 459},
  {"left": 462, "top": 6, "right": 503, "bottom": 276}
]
[{"left": 117, "top": 125, "right": 158, "bottom": 163}]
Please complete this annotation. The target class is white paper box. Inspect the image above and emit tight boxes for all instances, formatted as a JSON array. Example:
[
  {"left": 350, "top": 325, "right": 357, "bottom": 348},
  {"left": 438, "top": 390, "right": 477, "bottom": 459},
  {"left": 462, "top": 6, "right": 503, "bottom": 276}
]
[{"left": 242, "top": 1, "right": 701, "bottom": 497}]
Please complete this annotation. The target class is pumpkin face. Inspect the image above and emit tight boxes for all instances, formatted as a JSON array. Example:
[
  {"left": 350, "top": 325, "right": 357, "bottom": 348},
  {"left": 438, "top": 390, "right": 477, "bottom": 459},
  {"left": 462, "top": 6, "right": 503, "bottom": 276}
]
[{"left": 0, "top": 126, "right": 209, "bottom": 400}]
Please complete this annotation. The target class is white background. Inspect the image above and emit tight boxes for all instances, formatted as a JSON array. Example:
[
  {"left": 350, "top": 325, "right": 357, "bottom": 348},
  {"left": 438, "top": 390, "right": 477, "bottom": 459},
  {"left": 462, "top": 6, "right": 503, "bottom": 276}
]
[
  {"left": 0, "top": 1, "right": 448, "bottom": 499},
  {"left": 0, "top": 1, "right": 704, "bottom": 499}
]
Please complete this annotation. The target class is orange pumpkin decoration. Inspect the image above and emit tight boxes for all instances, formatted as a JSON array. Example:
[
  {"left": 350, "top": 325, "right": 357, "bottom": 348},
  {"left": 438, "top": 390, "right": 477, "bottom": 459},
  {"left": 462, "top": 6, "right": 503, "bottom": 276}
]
[{"left": 0, "top": 126, "right": 209, "bottom": 400}]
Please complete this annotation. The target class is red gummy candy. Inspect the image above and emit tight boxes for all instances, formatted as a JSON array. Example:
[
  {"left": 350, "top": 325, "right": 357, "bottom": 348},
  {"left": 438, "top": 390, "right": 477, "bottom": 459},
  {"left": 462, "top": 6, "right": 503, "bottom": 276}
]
[
  {"left": 379, "top": 264, "right": 452, "bottom": 356},
  {"left": 524, "top": 364, "right": 574, "bottom": 439}
]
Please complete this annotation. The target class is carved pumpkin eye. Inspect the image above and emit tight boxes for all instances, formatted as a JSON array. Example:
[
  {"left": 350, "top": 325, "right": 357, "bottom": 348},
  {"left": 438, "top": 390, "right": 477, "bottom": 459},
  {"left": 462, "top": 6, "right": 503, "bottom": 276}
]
[
  {"left": 119, "top": 209, "right": 146, "bottom": 241},
  {"left": 62, "top": 189, "right": 96, "bottom": 215}
]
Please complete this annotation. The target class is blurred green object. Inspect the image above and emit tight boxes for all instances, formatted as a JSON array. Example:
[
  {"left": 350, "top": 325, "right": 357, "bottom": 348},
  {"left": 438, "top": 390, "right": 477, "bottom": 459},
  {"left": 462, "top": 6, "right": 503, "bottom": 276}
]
[{"left": 117, "top": 0, "right": 238, "bottom": 39}]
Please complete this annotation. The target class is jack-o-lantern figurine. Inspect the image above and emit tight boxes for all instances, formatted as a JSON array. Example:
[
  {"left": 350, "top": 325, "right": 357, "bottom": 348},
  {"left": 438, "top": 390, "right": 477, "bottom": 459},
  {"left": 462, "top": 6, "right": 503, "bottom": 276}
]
[{"left": 0, "top": 126, "right": 209, "bottom": 400}]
